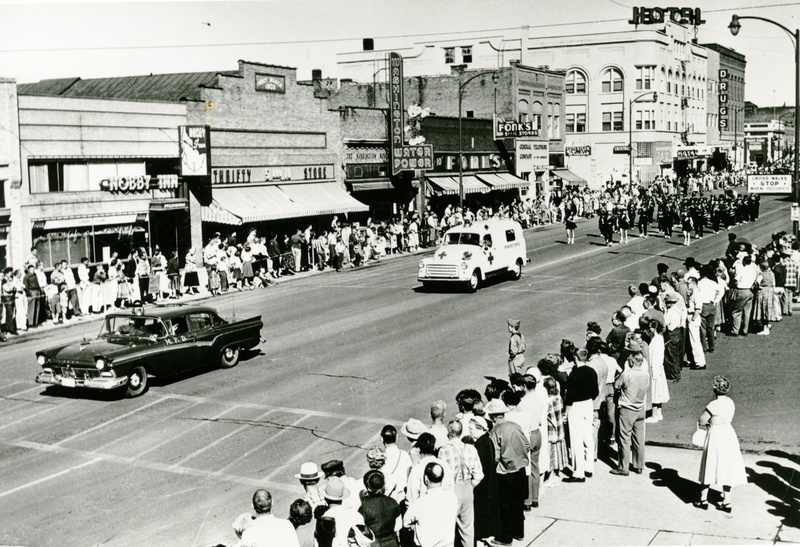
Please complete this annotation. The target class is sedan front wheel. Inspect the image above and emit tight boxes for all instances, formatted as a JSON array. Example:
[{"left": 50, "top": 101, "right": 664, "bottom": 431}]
[{"left": 125, "top": 366, "right": 149, "bottom": 398}]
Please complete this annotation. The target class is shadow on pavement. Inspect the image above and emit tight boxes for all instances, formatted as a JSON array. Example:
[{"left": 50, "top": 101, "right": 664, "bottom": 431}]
[
  {"left": 748, "top": 455, "right": 800, "bottom": 530},
  {"left": 646, "top": 461, "right": 699, "bottom": 504}
]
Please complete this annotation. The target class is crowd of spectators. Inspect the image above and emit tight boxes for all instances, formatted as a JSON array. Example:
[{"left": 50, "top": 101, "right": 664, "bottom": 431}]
[{"left": 217, "top": 223, "right": 798, "bottom": 547}]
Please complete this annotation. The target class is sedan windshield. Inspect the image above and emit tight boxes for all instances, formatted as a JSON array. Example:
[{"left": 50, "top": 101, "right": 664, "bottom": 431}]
[
  {"left": 101, "top": 316, "right": 166, "bottom": 338},
  {"left": 444, "top": 232, "right": 481, "bottom": 246}
]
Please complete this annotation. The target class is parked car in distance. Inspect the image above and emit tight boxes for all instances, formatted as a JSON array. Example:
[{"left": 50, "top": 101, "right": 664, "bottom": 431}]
[
  {"left": 35, "top": 304, "right": 263, "bottom": 398},
  {"left": 418, "top": 219, "right": 528, "bottom": 292}
]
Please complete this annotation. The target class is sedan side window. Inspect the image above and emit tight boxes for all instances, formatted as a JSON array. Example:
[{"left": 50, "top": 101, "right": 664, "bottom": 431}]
[{"left": 187, "top": 313, "right": 214, "bottom": 332}]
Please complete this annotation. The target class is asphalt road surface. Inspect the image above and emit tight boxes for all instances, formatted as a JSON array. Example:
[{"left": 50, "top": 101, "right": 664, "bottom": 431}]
[{"left": 0, "top": 194, "right": 797, "bottom": 546}]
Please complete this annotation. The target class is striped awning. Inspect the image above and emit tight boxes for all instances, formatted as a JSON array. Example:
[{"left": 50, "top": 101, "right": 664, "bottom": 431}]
[
  {"left": 550, "top": 168, "right": 586, "bottom": 184},
  {"left": 202, "top": 182, "right": 369, "bottom": 226},
  {"left": 426, "top": 175, "right": 490, "bottom": 196},
  {"left": 475, "top": 172, "right": 530, "bottom": 191}
]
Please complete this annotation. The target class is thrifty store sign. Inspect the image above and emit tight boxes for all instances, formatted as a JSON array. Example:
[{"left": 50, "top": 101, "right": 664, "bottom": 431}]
[{"left": 747, "top": 174, "right": 792, "bottom": 194}]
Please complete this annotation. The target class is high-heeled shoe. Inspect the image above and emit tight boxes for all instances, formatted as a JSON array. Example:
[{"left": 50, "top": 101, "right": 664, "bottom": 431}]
[
  {"left": 716, "top": 502, "right": 732, "bottom": 513},
  {"left": 692, "top": 500, "right": 709, "bottom": 510}
]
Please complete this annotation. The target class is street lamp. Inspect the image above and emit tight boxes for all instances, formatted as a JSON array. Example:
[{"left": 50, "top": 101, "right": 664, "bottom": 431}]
[
  {"left": 629, "top": 91, "right": 658, "bottom": 185},
  {"left": 458, "top": 68, "right": 499, "bottom": 209},
  {"left": 730, "top": 14, "right": 799, "bottom": 236}
]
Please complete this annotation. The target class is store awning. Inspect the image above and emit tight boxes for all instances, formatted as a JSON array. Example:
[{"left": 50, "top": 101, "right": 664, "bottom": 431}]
[
  {"left": 43, "top": 213, "right": 144, "bottom": 230},
  {"left": 426, "top": 175, "right": 490, "bottom": 196},
  {"left": 202, "top": 182, "right": 369, "bottom": 226},
  {"left": 349, "top": 178, "right": 394, "bottom": 192},
  {"left": 476, "top": 172, "right": 530, "bottom": 191},
  {"left": 550, "top": 168, "right": 586, "bottom": 184}
]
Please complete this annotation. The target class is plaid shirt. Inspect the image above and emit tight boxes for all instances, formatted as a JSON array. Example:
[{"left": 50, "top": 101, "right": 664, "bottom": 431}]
[
  {"left": 782, "top": 257, "right": 798, "bottom": 288},
  {"left": 438, "top": 438, "right": 484, "bottom": 484}
]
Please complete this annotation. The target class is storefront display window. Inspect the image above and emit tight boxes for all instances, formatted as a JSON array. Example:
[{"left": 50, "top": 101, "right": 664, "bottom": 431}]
[
  {"left": 33, "top": 224, "right": 146, "bottom": 268},
  {"left": 29, "top": 160, "right": 146, "bottom": 193}
]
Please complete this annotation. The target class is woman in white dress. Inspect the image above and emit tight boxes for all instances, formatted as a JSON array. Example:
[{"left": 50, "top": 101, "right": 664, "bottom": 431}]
[
  {"left": 645, "top": 320, "right": 669, "bottom": 423},
  {"left": 695, "top": 376, "right": 747, "bottom": 512}
]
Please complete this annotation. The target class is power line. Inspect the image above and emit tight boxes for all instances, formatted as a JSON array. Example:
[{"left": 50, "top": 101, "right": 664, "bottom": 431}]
[{"left": 0, "top": 1, "right": 798, "bottom": 54}]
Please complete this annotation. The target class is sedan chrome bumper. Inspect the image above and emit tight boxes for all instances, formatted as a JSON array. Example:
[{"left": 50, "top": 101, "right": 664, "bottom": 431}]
[{"left": 36, "top": 371, "right": 128, "bottom": 390}]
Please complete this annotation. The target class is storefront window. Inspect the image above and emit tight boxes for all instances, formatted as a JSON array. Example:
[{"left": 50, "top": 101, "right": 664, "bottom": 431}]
[
  {"left": 29, "top": 160, "right": 146, "bottom": 193},
  {"left": 33, "top": 225, "right": 146, "bottom": 268}
]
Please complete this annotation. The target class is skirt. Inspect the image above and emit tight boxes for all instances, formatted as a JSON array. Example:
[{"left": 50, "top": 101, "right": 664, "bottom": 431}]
[
  {"left": 242, "top": 260, "right": 254, "bottom": 278},
  {"left": 117, "top": 279, "right": 131, "bottom": 299},
  {"left": 751, "top": 288, "right": 775, "bottom": 322},
  {"left": 549, "top": 438, "right": 569, "bottom": 471},
  {"left": 184, "top": 271, "right": 199, "bottom": 288},
  {"left": 565, "top": 220, "right": 577, "bottom": 230}
]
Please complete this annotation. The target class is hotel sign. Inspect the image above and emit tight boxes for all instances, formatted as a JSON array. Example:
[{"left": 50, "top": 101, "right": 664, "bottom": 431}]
[
  {"left": 388, "top": 52, "right": 433, "bottom": 175},
  {"left": 628, "top": 7, "right": 705, "bottom": 26}
]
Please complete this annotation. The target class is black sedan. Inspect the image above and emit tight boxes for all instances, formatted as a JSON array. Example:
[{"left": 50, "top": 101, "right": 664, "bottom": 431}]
[{"left": 35, "top": 305, "right": 263, "bottom": 397}]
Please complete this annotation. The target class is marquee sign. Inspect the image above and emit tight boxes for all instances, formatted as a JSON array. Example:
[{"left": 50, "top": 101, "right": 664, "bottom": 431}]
[
  {"left": 388, "top": 52, "right": 433, "bottom": 175},
  {"left": 178, "top": 125, "right": 211, "bottom": 177},
  {"left": 628, "top": 7, "right": 705, "bottom": 26},
  {"left": 566, "top": 146, "right": 592, "bottom": 157},
  {"left": 99, "top": 174, "right": 179, "bottom": 193}
]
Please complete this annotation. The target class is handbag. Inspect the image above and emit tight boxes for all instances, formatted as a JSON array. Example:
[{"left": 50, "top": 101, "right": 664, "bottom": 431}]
[{"left": 691, "top": 423, "right": 707, "bottom": 448}]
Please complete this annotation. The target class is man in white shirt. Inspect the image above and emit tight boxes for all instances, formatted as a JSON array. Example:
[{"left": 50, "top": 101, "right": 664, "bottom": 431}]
[
  {"left": 404, "top": 462, "right": 458, "bottom": 547},
  {"left": 685, "top": 276, "right": 706, "bottom": 369},
  {"left": 319, "top": 477, "right": 364, "bottom": 547},
  {"left": 696, "top": 265, "right": 723, "bottom": 353},
  {"left": 76, "top": 257, "right": 92, "bottom": 315},
  {"left": 516, "top": 374, "right": 548, "bottom": 509},
  {"left": 59, "top": 260, "right": 81, "bottom": 318},
  {"left": 428, "top": 400, "right": 449, "bottom": 450},
  {"left": 381, "top": 424, "right": 412, "bottom": 503},
  {"left": 730, "top": 255, "right": 758, "bottom": 336},
  {"left": 238, "top": 489, "right": 299, "bottom": 547}
]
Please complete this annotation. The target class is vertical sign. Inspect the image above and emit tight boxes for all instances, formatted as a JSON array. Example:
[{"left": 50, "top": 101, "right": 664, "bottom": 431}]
[
  {"left": 718, "top": 69, "right": 729, "bottom": 130},
  {"left": 388, "top": 52, "right": 433, "bottom": 175},
  {"left": 179, "top": 125, "right": 211, "bottom": 177}
]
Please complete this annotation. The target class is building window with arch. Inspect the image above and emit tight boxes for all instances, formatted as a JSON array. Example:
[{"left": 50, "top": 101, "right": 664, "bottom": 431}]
[
  {"left": 636, "top": 66, "right": 654, "bottom": 90},
  {"left": 667, "top": 69, "right": 673, "bottom": 94},
  {"left": 518, "top": 99, "right": 529, "bottom": 123},
  {"left": 532, "top": 101, "right": 542, "bottom": 132},
  {"left": 565, "top": 69, "right": 587, "bottom": 94},
  {"left": 601, "top": 68, "right": 623, "bottom": 93},
  {"left": 553, "top": 102, "right": 561, "bottom": 138},
  {"left": 547, "top": 102, "right": 554, "bottom": 137}
]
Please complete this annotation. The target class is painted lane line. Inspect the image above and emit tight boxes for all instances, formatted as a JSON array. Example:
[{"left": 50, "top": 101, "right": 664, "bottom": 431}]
[
  {"left": 167, "top": 392, "right": 393, "bottom": 425},
  {"left": 0, "top": 455, "right": 101, "bottom": 500},
  {"left": 174, "top": 408, "right": 277, "bottom": 467},
  {"left": 54, "top": 396, "right": 170, "bottom": 446},
  {"left": 0, "top": 400, "right": 79, "bottom": 433},
  {"left": 261, "top": 419, "right": 350, "bottom": 482},
  {"left": 92, "top": 400, "right": 206, "bottom": 453},
  {"left": 217, "top": 414, "right": 311, "bottom": 475},
  {"left": 135, "top": 405, "right": 241, "bottom": 458},
  {"left": 10, "top": 439, "right": 296, "bottom": 494},
  {"left": 589, "top": 247, "right": 675, "bottom": 280}
]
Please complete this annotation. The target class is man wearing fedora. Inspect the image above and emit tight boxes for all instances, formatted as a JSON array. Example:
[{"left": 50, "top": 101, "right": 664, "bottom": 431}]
[
  {"left": 404, "top": 462, "right": 458, "bottom": 547},
  {"left": 321, "top": 460, "right": 361, "bottom": 512},
  {"left": 611, "top": 351, "right": 650, "bottom": 476},
  {"left": 318, "top": 476, "right": 364, "bottom": 547},
  {"left": 295, "top": 461, "right": 327, "bottom": 517},
  {"left": 237, "top": 489, "right": 300, "bottom": 547},
  {"left": 401, "top": 418, "right": 427, "bottom": 466},
  {"left": 507, "top": 319, "right": 526, "bottom": 377}
]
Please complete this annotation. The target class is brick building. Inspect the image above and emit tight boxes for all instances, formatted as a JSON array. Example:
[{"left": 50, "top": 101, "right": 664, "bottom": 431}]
[
  {"left": 2, "top": 60, "right": 368, "bottom": 270},
  {"left": 330, "top": 61, "right": 567, "bottom": 214}
]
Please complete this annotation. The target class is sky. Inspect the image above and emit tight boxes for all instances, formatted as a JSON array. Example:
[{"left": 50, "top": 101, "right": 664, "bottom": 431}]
[{"left": 0, "top": 0, "right": 798, "bottom": 107}]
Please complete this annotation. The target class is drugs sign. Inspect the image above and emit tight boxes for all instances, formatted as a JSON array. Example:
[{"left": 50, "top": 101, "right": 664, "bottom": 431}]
[{"left": 747, "top": 174, "right": 792, "bottom": 194}]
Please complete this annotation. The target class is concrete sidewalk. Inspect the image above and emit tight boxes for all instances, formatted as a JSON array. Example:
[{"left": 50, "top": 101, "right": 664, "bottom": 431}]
[{"left": 512, "top": 444, "right": 799, "bottom": 546}]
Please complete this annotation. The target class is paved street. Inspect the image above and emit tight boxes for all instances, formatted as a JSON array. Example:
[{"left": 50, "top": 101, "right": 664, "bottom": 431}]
[{"left": 0, "top": 195, "right": 798, "bottom": 546}]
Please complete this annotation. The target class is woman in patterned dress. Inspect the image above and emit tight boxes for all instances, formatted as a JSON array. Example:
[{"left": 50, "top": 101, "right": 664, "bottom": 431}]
[
  {"left": 543, "top": 376, "right": 568, "bottom": 486},
  {"left": 752, "top": 260, "right": 775, "bottom": 335}
]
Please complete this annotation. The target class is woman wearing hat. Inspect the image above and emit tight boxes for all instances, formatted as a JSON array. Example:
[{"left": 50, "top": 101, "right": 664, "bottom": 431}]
[{"left": 694, "top": 376, "right": 747, "bottom": 512}]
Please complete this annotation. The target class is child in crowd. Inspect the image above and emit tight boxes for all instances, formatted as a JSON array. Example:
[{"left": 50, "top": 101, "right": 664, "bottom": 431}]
[
  {"left": 543, "top": 376, "right": 568, "bottom": 486},
  {"left": 116, "top": 262, "right": 131, "bottom": 309},
  {"left": 217, "top": 251, "right": 230, "bottom": 293},
  {"left": 229, "top": 251, "right": 242, "bottom": 291},
  {"left": 208, "top": 264, "right": 220, "bottom": 296}
]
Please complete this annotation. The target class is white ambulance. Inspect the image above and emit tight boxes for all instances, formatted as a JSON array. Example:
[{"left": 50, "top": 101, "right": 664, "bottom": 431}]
[{"left": 417, "top": 219, "right": 528, "bottom": 292}]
